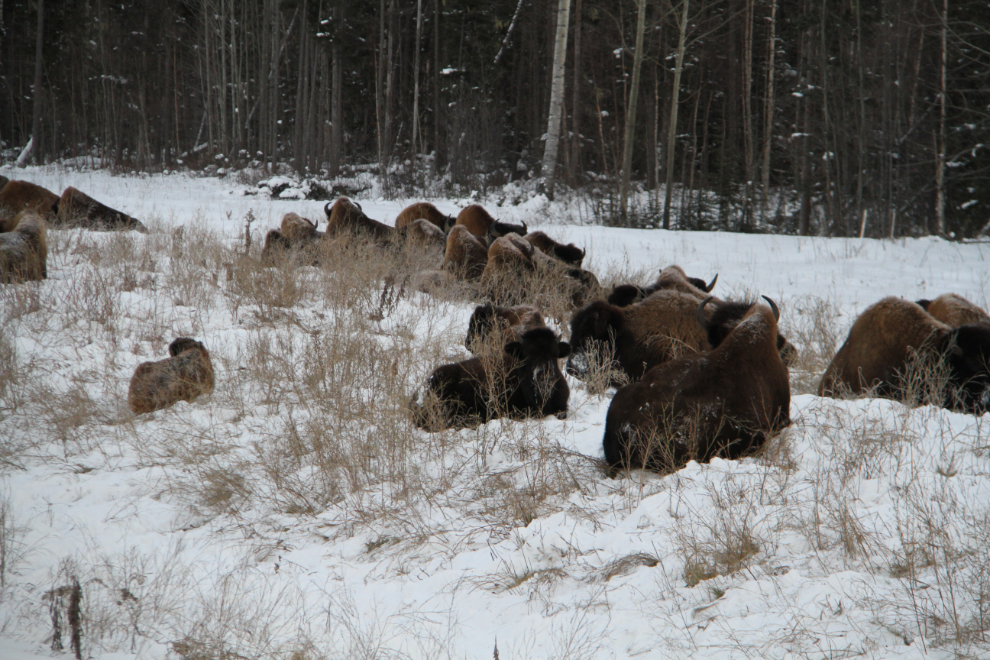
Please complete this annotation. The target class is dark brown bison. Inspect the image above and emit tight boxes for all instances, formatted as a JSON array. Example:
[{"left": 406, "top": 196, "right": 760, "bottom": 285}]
[
  {"left": 819, "top": 297, "right": 990, "bottom": 414},
  {"left": 128, "top": 338, "right": 215, "bottom": 414},
  {"left": 0, "top": 180, "right": 60, "bottom": 230},
  {"left": 57, "top": 187, "right": 147, "bottom": 232},
  {"left": 455, "top": 204, "right": 527, "bottom": 242},
  {"left": 465, "top": 303, "right": 546, "bottom": 354},
  {"left": 324, "top": 197, "right": 394, "bottom": 245},
  {"left": 395, "top": 202, "right": 455, "bottom": 232},
  {"left": 602, "top": 296, "right": 790, "bottom": 473},
  {"left": 524, "top": 231, "right": 586, "bottom": 266},
  {"left": 409, "top": 326, "right": 571, "bottom": 431},
  {"left": 607, "top": 265, "right": 717, "bottom": 307},
  {"left": 0, "top": 175, "right": 8, "bottom": 190},
  {"left": 0, "top": 210, "right": 47, "bottom": 282},
  {"left": 443, "top": 225, "right": 488, "bottom": 280},
  {"left": 916, "top": 293, "right": 990, "bottom": 327}
]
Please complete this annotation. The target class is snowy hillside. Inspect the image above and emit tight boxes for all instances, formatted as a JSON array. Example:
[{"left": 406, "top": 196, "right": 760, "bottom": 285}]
[{"left": 1, "top": 166, "right": 989, "bottom": 660}]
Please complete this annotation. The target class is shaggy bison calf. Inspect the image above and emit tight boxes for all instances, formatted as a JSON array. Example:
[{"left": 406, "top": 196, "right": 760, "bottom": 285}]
[
  {"left": 602, "top": 296, "right": 790, "bottom": 473},
  {"left": 819, "top": 297, "right": 990, "bottom": 414},
  {"left": 916, "top": 293, "right": 990, "bottom": 327},
  {"left": 0, "top": 210, "right": 47, "bottom": 282},
  {"left": 128, "top": 338, "right": 215, "bottom": 414},
  {"left": 409, "top": 326, "right": 571, "bottom": 431}
]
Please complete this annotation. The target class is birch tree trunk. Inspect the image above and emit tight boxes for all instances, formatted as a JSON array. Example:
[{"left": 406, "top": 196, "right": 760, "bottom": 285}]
[
  {"left": 412, "top": 0, "right": 423, "bottom": 155},
  {"left": 541, "top": 0, "right": 572, "bottom": 201},
  {"left": 619, "top": 0, "right": 648, "bottom": 223},
  {"left": 31, "top": 0, "right": 44, "bottom": 164},
  {"left": 569, "top": 0, "right": 583, "bottom": 184},
  {"left": 662, "top": 0, "right": 690, "bottom": 230}
]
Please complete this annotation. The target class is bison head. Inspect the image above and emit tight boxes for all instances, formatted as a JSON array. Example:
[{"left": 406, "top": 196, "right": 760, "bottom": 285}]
[
  {"left": 944, "top": 323, "right": 990, "bottom": 414},
  {"left": 566, "top": 300, "right": 623, "bottom": 380},
  {"left": 505, "top": 327, "right": 571, "bottom": 417}
]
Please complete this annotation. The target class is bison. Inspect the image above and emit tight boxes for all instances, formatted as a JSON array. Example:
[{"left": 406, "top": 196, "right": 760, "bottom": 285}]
[
  {"left": 455, "top": 204, "right": 527, "bottom": 242},
  {"left": 0, "top": 210, "right": 47, "bottom": 282},
  {"left": 465, "top": 303, "right": 547, "bottom": 355},
  {"left": 128, "top": 338, "right": 215, "bottom": 414},
  {"left": 916, "top": 293, "right": 990, "bottom": 327},
  {"left": 395, "top": 202, "right": 456, "bottom": 233},
  {"left": 819, "top": 296, "right": 990, "bottom": 414},
  {"left": 443, "top": 225, "right": 489, "bottom": 280},
  {"left": 409, "top": 326, "right": 571, "bottom": 431},
  {"left": 57, "top": 187, "right": 147, "bottom": 232},
  {"left": 397, "top": 217, "right": 447, "bottom": 251},
  {"left": 324, "top": 197, "right": 394, "bottom": 245},
  {"left": 524, "top": 231, "right": 586, "bottom": 267},
  {"left": 607, "top": 265, "right": 717, "bottom": 307},
  {"left": 0, "top": 180, "right": 60, "bottom": 230},
  {"left": 602, "top": 296, "right": 790, "bottom": 473}
]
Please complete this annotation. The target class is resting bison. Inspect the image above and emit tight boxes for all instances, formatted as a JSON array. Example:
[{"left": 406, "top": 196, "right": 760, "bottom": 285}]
[
  {"left": 0, "top": 180, "right": 59, "bottom": 230},
  {"left": 57, "top": 187, "right": 147, "bottom": 232},
  {"left": 395, "top": 202, "right": 455, "bottom": 233},
  {"left": 280, "top": 212, "right": 319, "bottom": 241},
  {"left": 916, "top": 293, "right": 990, "bottom": 327},
  {"left": 260, "top": 213, "right": 333, "bottom": 266},
  {"left": 455, "top": 204, "right": 527, "bottom": 242},
  {"left": 128, "top": 338, "right": 215, "bottom": 414},
  {"left": 443, "top": 225, "right": 488, "bottom": 280},
  {"left": 819, "top": 297, "right": 990, "bottom": 414},
  {"left": 409, "top": 326, "right": 571, "bottom": 431},
  {"left": 324, "top": 197, "right": 393, "bottom": 245},
  {"left": 397, "top": 217, "right": 447, "bottom": 251},
  {"left": 524, "top": 231, "right": 586, "bottom": 267},
  {"left": 608, "top": 265, "right": 717, "bottom": 307},
  {"left": 0, "top": 210, "right": 47, "bottom": 282},
  {"left": 465, "top": 303, "right": 546, "bottom": 354},
  {"left": 602, "top": 296, "right": 790, "bottom": 473}
]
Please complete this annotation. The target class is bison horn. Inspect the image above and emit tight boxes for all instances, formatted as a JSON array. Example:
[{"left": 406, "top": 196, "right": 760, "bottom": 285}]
[
  {"left": 581, "top": 247, "right": 587, "bottom": 258},
  {"left": 696, "top": 296, "right": 713, "bottom": 332},
  {"left": 704, "top": 274, "right": 718, "bottom": 292},
  {"left": 762, "top": 295, "right": 780, "bottom": 323},
  {"left": 324, "top": 202, "right": 333, "bottom": 217}
]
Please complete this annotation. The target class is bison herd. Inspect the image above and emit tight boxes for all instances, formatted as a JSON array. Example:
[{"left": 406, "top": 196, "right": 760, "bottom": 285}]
[{"left": 2, "top": 179, "right": 989, "bottom": 477}]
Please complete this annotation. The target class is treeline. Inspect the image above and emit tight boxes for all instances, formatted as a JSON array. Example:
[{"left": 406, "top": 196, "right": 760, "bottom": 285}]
[{"left": 1, "top": 0, "right": 988, "bottom": 237}]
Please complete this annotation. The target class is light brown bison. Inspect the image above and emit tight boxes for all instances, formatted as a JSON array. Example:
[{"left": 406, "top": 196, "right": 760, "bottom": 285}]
[
  {"left": 0, "top": 210, "right": 47, "bottom": 282},
  {"left": 443, "top": 225, "right": 488, "bottom": 280},
  {"left": 916, "top": 293, "right": 990, "bottom": 327},
  {"left": 128, "top": 338, "right": 215, "bottom": 414},
  {"left": 57, "top": 187, "right": 147, "bottom": 232},
  {"left": 465, "top": 303, "right": 547, "bottom": 354},
  {"left": 455, "top": 204, "right": 527, "bottom": 242},
  {"left": 819, "top": 297, "right": 990, "bottom": 414},
  {"left": 397, "top": 217, "right": 447, "bottom": 251},
  {"left": 0, "top": 180, "right": 60, "bottom": 230},
  {"left": 395, "top": 202, "right": 455, "bottom": 232},
  {"left": 602, "top": 296, "right": 790, "bottom": 473},
  {"left": 409, "top": 326, "right": 571, "bottom": 431},
  {"left": 607, "top": 265, "right": 717, "bottom": 307},
  {"left": 524, "top": 231, "right": 586, "bottom": 266},
  {"left": 280, "top": 212, "right": 320, "bottom": 241},
  {"left": 324, "top": 197, "right": 394, "bottom": 245}
]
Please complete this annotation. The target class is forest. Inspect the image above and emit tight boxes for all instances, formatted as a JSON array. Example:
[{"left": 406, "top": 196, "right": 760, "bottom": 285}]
[{"left": 1, "top": 0, "right": 988, "bottom": 237}]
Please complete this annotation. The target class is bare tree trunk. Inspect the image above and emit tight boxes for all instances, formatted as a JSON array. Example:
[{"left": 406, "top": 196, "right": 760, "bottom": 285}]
[
  {"left": 569, "top": 0, "right": 582, "bottom": 185},
  {"left": 433, "top": 0, "right": 441, "bottom": 172},
  {"left": 30, "top": 0, "right": 44, "bottom": 163},
  {"left": 619, "top": 0, "right": 648, "bottom": 223},
  {"left": 935, "top": 0, "right": 947, "bottom": 236},
  {"left": 329, "top": 5, "right": 343, "bottom": 176},
  {"left": 541, "top": 0, "right": 572, "bottom": 201},
  {"left": 741, "top": 0, "right": 754, "bottom": 228},
  {"left": 412, "top": 0, "right": 423, "bottom": 155},
  {"left": 662, "top": 0, "right": 690, "bottom": 230},
  {"left": 760, "top": 0, "right": 777, "bottom": 215}
]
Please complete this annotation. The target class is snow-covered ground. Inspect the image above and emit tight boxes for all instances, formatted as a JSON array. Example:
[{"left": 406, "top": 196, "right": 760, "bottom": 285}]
[{"left": 1, "top": 165, "right": 989, "bottom": 660}]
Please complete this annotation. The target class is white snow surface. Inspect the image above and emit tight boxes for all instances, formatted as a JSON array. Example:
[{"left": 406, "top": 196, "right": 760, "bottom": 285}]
[{"left": 1, "top": 166, "right": 989, "bottom": 659}]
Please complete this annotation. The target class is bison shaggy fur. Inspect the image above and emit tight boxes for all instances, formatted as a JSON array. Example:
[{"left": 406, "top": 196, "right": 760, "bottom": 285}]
[
  {"left": 819, "top": 297, "right": 990, "bottom": 414},
  {"left": 410, "top": 326, "right": 571, "bottom": 431},
  {"left": 443, "top": 225, "right": 489, "bottom": 280},
  {"left": 524, "top": 231, "right": 585, "bottom": 267},
  {"left": 128, "top": 338, "right": 215, "bottom": 414},
  {"left": 395, "top": 202, "right": 455, "bottom": 232},
  {"left": 0, "top": 210, "right": 47, "bottom": 282},
  {"left": 607, "top": 265, "right": 717, "bottom": 307},
  {"left": 324, "top": 197, "right": 394, "bottom": 245},
  {"left": 602, "top": 297, "right": 790, "bottom": 473},
  {"left": 0, "top": 180, "right": 60, "bottom": 230},
  {"left": 57, "top": 187, "right": 147, "bottom": 232},
  {"left": 465, "top": 303, "right": 547, "bottom": 355},
  {"left": 917, "top": 293, "right": 990, "bottom": 327}
]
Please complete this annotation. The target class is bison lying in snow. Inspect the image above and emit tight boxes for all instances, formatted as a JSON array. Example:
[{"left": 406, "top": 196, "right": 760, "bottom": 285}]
[
  {"left": 819, "top": 297, "right": 990, "bottom": 414},
  {"left": 0, "top": 210, "right": 47, "bottom": 282},
  {"left": 395, "top": 202, "right": 455, "bottom": 233},
  {"left": 607, "top": 265, "right": 717, "bottom": 307},
  {"left": 128, "top": 338, "right": 215, "bottom": 414},
  {"left": 397, "top": 218, "right": 447, "bottom": 251},
  {"left": 0, "top": 180, "right": 60, "bottom": 230},
  {"left": 455, "top": 204, "right": 527, "bottom": 243},
  {"left": 916, "top": 293, "right": 990, "bottom": 327},
  {"left": 464, "top": 303, "right": 546, "bottom": 355},
  {"left": 523, "top": 231, "right": 585, "bottom": 267},
  {"left": 324, "top": 197, "right": 394, "bottom": 245},
  {"left": 409, "top": 326, "right": 571, "bottom": 431},
  {"left": 602, "top": 296, "right": 790, "bottom": 473},
  {"left": 260, "top": 212, "right": 334, "bottom": 266},
  {"left": 443, "top": 225, "right": 488, "bottom": 280},
  {"left": 57, "top": 187, "right": 147, "bottom": 232}
]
